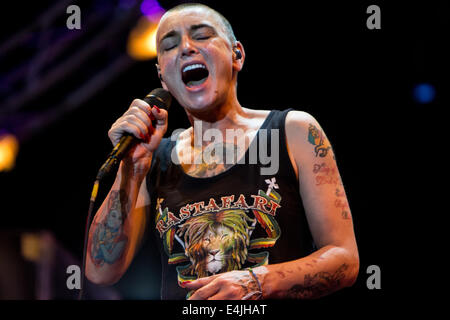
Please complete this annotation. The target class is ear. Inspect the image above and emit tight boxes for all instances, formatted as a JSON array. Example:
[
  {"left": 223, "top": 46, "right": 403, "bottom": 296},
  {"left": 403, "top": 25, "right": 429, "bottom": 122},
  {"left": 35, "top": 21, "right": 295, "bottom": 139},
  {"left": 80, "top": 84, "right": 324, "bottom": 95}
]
[
  {"left": 232, "top": 41, "right": 245, "bottom": 72},
  {"left": 155, "top": 63, "right": 169, "bottom": 91}
]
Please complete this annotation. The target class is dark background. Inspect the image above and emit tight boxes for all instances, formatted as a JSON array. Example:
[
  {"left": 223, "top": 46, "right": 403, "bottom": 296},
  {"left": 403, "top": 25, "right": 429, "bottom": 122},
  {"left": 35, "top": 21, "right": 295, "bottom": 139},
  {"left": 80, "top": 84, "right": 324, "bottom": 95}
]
[{"left": 0, "top": 0, "right": 445, "bottom": 309}]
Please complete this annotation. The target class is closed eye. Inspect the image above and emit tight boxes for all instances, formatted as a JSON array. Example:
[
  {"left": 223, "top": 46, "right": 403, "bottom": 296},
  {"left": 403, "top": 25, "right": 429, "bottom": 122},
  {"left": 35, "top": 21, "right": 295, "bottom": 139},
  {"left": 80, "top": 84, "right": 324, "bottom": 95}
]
[
  {"left": 164, "top": 45, "right": 176, "bottom": 51},
  {"left": 190, "top": 24, "right": 216, "bottom": 40},
  {"left": 195, "top": 35, "right": 210, "bottom": 40},
  {"left": 160, "top": 35, "right": 179, "bottom": 52}
]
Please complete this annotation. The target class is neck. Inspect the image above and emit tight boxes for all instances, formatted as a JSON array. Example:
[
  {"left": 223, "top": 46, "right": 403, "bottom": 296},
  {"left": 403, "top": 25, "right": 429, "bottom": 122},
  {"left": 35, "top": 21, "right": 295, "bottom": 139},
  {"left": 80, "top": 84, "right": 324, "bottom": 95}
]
[{"left": 184, "top": 88, "right": 249, "bottom": 141}]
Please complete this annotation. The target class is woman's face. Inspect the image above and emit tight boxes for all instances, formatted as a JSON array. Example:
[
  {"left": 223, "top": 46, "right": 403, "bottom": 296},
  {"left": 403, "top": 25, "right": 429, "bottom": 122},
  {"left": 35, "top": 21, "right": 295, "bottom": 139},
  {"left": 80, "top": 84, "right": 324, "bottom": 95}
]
[{"left": 156, "top": 7, "right": 239, "bottom": 113}]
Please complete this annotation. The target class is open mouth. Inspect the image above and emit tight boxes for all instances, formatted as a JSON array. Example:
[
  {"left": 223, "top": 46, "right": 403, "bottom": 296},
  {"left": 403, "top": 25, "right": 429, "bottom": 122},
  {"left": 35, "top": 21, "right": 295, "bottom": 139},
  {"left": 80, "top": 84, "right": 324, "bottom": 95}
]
[{"left": 181, "top": 63, "right": 209, "bottom": 87}]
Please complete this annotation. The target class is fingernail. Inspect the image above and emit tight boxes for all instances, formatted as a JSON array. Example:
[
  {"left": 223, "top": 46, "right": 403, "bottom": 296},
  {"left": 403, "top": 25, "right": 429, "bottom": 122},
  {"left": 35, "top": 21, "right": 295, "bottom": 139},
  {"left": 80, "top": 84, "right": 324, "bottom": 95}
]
[
  {"left": 153, "top": 105, "right": 161, "bottom": 113},
  {"left": 180, "top": 280, "right": 192, "bottom": 287}
]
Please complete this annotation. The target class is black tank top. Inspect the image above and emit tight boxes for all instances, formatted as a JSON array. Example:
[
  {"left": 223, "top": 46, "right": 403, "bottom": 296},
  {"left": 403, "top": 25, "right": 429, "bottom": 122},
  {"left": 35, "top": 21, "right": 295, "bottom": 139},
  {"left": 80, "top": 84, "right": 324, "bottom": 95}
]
[{"left": 146, "top": 109, "right": 315, "bottom": 300}]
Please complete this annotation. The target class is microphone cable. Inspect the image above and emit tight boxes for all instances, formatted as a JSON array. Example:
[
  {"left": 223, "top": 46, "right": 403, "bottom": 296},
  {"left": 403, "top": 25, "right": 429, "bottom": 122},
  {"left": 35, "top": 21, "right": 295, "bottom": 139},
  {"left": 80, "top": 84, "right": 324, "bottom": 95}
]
[{"left": 78, "top": 179, "right": 100, "bottom": 300}]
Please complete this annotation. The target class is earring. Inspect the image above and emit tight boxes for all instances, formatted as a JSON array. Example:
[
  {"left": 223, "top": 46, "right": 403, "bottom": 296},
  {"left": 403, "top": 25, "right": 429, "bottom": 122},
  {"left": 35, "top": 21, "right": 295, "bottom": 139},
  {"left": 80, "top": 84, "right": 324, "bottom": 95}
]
[{"left": 234, "top": 48, "right": 242, "bottom": 60}]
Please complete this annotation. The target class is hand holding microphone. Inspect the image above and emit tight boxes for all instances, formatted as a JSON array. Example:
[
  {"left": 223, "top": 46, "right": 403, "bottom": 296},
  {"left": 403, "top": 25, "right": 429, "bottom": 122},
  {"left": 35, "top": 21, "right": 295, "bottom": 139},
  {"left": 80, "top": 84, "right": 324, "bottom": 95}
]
[
  {"left": 80, "top": 89, "right": 171, "bottom": 300},
  {"left": 97, "top": 88, "right": 171, "bottom": 180}
]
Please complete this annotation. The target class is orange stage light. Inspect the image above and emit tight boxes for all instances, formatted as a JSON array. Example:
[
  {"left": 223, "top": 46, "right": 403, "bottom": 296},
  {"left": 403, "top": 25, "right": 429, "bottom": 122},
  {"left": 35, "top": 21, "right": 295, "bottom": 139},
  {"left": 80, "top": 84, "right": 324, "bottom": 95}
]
[
  {"left": 0, "top": 133, "right": 19, "bottom": 172},
  {"left": 127, "top": 17, "right": 160, "bottom": 60}
]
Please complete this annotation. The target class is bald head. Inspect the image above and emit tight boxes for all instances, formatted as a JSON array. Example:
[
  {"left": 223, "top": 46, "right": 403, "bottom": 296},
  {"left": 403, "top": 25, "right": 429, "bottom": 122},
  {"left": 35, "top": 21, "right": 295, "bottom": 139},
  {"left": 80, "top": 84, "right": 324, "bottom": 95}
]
[{"left": 157, "top": 3, "right": 237, "bottom": 47}]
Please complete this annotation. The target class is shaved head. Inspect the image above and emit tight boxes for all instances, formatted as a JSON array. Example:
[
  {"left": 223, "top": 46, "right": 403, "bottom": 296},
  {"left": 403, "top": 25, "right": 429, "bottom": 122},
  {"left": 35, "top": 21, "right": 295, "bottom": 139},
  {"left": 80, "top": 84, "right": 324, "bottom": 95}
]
[{"left": 158, "top": 3, "right": 236, "bottom": 46}]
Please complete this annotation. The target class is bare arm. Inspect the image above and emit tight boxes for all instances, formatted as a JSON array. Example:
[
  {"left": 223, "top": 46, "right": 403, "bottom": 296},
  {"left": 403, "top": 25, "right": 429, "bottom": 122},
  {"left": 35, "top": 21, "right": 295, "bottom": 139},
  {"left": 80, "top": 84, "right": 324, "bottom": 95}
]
[
  {"left": 85, "top": 99, "right": 168, "bottom": 285},
  {"left": 85, "top": 161, "right": 151, "bottom": 285},
  {"left": 254, "top": 111, "right": 359, "bottom": 299}
]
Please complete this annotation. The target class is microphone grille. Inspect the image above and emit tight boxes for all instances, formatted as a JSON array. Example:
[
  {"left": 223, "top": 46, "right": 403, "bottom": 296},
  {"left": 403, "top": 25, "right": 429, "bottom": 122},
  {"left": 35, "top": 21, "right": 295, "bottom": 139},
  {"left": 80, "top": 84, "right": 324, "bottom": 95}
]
[{"left": 144, "top": 88, "right": 172, "bottom": 110}]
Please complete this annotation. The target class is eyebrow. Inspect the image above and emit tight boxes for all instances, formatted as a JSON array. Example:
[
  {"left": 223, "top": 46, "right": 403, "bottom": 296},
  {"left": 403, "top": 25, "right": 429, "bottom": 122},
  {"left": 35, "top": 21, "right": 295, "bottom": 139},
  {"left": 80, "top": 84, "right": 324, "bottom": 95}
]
[
  {"left": 159, "top": 23, "right": 217, "bottom": 43},
  {"left": 190, "top": 23, "right": 216, "bottom": 33},
  {"left": 159, "top": 30, "right": 177, "bottom": 44}
]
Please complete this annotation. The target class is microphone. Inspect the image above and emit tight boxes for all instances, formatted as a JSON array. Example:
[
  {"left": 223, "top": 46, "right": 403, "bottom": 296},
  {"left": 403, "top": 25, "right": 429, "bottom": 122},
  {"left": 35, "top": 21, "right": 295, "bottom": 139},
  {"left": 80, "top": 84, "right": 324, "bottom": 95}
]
[{"left": 96, "top": 88, "right": 172, "bottom": 181}]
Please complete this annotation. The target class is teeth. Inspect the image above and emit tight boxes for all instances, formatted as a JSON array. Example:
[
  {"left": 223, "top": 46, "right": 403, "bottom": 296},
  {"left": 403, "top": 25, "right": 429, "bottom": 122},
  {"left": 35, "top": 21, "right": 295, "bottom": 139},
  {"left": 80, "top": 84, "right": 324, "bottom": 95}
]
[{"left": 183, "top": 64, "right": 206, "bottom": 73}]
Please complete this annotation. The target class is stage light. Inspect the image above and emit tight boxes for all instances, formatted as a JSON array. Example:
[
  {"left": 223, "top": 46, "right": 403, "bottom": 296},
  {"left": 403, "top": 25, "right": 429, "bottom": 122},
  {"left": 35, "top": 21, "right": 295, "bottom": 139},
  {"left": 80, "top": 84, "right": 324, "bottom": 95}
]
[
  {"left": 0, "top": 133, "right": 19, "bottom": 172},
  {"left": 127, "top": 17, "right": 159, "bottom": 60},
  {"left": 140, "top": 0, "right": 165, "bottom": 21},
  {"left": 413, "top": 83, "right": 436, "bottom": 104},
  {"left": 21, "top": 233, "right": 41, "bottom": 262},
  {"left": 127, "top": 1, "right": 165, "bottom": 61}
]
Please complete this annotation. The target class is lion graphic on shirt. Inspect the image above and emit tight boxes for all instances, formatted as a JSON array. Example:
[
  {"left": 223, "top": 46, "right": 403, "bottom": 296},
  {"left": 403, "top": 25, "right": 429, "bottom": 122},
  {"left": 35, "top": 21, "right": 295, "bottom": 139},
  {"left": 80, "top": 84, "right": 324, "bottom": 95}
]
[{"left": 177, "top": 209, "right": 255, "bottom": 278}]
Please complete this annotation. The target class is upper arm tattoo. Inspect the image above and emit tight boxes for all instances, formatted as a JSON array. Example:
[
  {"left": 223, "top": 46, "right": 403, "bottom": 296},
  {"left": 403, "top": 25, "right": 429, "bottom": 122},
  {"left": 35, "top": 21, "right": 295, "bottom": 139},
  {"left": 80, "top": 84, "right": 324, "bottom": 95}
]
[
  {"left": 307, "top": 123, "right": 331, "bottom": 158},
  {"left": 312, "top": 163, "right": 350, "bottom": 220},
  {"left": 308, "top": 122, "right": 350, "bottom": 220}
]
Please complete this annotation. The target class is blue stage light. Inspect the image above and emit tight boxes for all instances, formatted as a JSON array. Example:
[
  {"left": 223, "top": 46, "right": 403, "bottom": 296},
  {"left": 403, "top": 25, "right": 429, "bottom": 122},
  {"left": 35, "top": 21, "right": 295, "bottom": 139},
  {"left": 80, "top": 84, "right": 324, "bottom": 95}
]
[{"left": 413, "top": 83, "right": 436, "bottom": 104}]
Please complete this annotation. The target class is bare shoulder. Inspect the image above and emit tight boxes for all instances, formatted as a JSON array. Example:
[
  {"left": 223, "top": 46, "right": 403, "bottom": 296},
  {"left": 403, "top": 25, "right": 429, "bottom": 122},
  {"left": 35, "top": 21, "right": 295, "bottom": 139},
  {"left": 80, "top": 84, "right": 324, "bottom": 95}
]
[
  {"left": 285, "top": 110, "right": 319, "bottom": 131},
  {"left": 284, "top": 111, "right": 333, "bottom": 176},
  {"left": 285, "top": 110, "right": 328, "bottom": 148},
  {"left": 241, "top": 107, "right": 271, "bottom": 126}
]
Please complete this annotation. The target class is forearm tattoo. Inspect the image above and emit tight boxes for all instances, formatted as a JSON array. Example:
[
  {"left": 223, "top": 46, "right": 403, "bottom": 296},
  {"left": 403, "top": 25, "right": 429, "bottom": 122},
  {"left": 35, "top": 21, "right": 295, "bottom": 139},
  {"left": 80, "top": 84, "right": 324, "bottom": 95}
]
[
  {"left": 286, "top": 264, "right": 349, "bottom": 299},
  {"left": 90, "top": 190, "right": 129, "bottom": 266}
]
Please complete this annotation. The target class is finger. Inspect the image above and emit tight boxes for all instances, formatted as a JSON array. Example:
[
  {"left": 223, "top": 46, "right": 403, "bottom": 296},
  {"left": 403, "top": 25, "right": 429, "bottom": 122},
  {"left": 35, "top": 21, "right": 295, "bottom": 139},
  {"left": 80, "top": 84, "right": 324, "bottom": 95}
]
[
  {"left": 125, "top": 106, "right": 154, "bottom": 127},
  {"left": 123, "top": 114, "right": 150, "bottom": 139},
  {"left": 130, "top": 99, "right": 160, "bottom": 125},
  {"left": 143, "top": 106, "right": 167, "bottom": 144},
  {"left": 188, "top": 281, "right": 220, "bottom": 300},
  {"left": 182, "top": 274, "right": 220, "bottom": 290},
  {"left": 130, "top": 99, "right": 152, "bottom": 116},
  {"left": 112, "top": 121, "right": 145, "bottom": 142},
  {"left": 150, "top": 105, "right": 168, "bottom": 129},
  {"left": 130, "top": 108, "right": 156, "bottom": 139}
]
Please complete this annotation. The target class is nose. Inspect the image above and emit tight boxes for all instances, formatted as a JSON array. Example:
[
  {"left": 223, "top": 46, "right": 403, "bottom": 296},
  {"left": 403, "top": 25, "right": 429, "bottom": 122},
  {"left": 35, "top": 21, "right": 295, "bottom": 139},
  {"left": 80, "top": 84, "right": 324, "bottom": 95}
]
[
  {"left": 209, "top": 249, "right": 219, "bottom": 256},
  {"left": 180, "top": 35, "right": 198, "bottom": 57}
]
